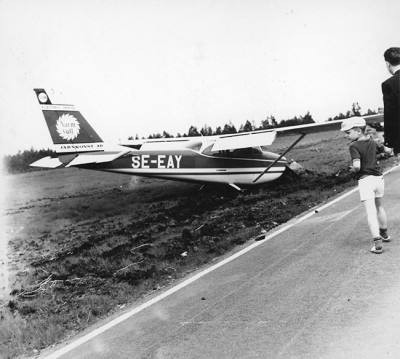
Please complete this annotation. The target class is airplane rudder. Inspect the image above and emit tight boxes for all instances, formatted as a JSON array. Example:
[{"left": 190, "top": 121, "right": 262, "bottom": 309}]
[{"left": 34, "top": 88, "right": 104, "bottom": 153}]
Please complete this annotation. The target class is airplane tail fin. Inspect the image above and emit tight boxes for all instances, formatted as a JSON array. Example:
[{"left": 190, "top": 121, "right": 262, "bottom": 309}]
[{"left": 33, "top": 89, "right": 104, "bottom": 154}]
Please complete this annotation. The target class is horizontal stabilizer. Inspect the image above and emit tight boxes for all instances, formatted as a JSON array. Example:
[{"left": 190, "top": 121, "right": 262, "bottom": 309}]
[
  {"left": 30, "top": 156, "right": 63, "bottom": 168},
  {"left": 66, "top": 150, "right": 131, "bottom": 167},
  {"left": 211, "top": 131, "right": 277, "bottom": 152}
]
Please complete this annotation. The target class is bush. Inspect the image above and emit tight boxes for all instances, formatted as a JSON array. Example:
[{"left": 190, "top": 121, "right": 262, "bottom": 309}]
[{"left": 4, "top": 148, "right": 56, "bottom": 174}]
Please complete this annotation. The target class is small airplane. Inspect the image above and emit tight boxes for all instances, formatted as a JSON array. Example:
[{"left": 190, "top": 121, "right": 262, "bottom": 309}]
[{"left": 31, "top": 89, "right": 384, "bottom": 191}]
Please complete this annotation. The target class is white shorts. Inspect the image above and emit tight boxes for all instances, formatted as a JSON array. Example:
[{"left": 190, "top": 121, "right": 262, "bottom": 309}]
[{"left": 358, "top": 175, "right": 384, "bottom": 202}]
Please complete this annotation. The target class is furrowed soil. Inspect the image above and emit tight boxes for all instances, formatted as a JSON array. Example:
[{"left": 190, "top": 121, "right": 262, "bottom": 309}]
[{"left": 1, "top": 131, "right": 398, "bottom": 358}]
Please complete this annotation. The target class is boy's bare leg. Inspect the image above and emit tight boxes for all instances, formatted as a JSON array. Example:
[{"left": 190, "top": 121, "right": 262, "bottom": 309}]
[
  {"left": 375, "top": 197, "right": 388, "bottom": 229},
  {"left": 363, "top": 199, "right": 380, "bottom": 238}
]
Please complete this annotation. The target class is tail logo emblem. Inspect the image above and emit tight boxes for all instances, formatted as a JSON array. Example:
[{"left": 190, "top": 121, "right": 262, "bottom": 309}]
[
  {"left": 56, "top": 114, "right": 80, "bottom": 140},
  {"left": 38, "top": 92, "right": 48, "bottom": 103}
]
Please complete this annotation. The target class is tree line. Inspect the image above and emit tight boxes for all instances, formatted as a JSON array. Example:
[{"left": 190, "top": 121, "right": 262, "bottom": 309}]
[
  {"left": 3, "top": 148, "right": 56, "bottom": 174},
  {"left": 130, "top": 103, "right": 378, "bottom": 140},
  {"left": 129, "top": 111, "right": 315, "bottom": 140}
]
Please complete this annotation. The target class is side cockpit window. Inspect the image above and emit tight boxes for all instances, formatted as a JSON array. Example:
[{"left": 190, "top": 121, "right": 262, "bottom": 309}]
[
  {"left": 232, "top": 147, "right": 262, "bottom": 158},
  {"left": 202, "top": 145, "right": 263, "bottom": 158},
  {"left": 202, "top": 144, "right": 232, "bottom": 157}
]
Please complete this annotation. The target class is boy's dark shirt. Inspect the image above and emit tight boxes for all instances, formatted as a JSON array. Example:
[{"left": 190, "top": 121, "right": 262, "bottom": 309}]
[{"left": 349, "top": 138, "right": 383, "bottom": 180}]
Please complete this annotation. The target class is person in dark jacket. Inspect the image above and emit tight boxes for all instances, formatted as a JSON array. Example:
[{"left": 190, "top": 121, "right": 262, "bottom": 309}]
[{"left": 382, "top": 47, "right": 400, "bottom": 155}]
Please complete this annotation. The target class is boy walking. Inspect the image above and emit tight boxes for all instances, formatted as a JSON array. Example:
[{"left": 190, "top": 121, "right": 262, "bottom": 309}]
[{"left": 341, "top": 117, "right": 391, "bottom": 254}]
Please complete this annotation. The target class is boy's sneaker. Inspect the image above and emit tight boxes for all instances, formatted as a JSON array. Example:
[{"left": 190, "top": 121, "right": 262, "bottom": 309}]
[
  {"left": 371, "top": 239, "right": 383, "bottom": 254},
  {"left": 379, "top": 229, "right": 391, "bottom": 242}
]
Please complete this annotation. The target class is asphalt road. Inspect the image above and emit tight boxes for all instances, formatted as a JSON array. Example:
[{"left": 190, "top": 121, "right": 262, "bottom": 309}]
[{"left": 41, "top": 165, "right": 400, "bottom": 359}]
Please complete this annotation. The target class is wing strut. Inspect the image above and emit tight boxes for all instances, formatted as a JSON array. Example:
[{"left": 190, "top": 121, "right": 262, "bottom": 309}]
[{"left": 253, "top": 133, "right": 307, "bottom": 183}]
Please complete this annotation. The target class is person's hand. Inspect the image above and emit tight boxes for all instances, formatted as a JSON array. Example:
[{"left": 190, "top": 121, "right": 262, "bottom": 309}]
[{"left": 383, "top": 146, "right": 394, "bottom": 156}]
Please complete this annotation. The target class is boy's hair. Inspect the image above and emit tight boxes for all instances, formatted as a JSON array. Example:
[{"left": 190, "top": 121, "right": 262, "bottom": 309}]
[
  {"left": 384, "top": 47, "right": 400, "bottom": 66},
  {"left": 355, "top": 126, "right": 366, "bottom": 133},
  {"left": 367, "top": 122, "right": 384, "bottom": 131}
]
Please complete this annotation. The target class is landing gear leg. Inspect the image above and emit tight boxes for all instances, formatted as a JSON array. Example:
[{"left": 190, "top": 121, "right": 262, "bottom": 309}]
[{"left": 229, "top": 183, "right": 244, "bottom": 192}]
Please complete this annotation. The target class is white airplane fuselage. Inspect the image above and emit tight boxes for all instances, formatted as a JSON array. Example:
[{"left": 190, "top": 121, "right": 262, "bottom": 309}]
[{"left": 79, "top": 146, "right": 287, "bottom": 186}]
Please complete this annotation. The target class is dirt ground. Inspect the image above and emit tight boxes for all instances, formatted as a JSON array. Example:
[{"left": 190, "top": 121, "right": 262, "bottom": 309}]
[
  {"left": 2, "top": 169, "right": 197, "bottom": 293},
  {"left": 1, "top": 130, "right": 398, "bottom": 357},
  {"left": 2, "top": 131, "right": 348, "bottom": 297}
]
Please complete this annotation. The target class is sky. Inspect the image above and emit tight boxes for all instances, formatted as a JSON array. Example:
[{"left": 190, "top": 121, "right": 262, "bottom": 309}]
[{"left": 1, "top": 0, "right": 400, "bottom": 155}]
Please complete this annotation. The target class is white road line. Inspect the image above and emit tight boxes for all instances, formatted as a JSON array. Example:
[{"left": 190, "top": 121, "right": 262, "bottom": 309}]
[{"left": 42, "top": 165, "right": 399, "bottom": 359}]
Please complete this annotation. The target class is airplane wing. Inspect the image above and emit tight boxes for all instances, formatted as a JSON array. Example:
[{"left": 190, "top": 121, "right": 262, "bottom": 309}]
[
  {"left": 210, "top": 117, "right": 364, "bottom": 152},
  {"left": 211, "top": 131, "right": 277, "bottom": 152},
  {"left": 119, "top": 114, "right": 383, "bottom": 153},
  {"left": 120, "top": 121, "right": 344, "bottom": 153},
  {"left": 362, "top": 113, "right": 384, "bottom": 124},
  {"left": 269, "top": 114, "right": 383, "bottom": 135},
  {"left": 210, "top": 119, "right": 349, "bottom": 152},
  {"left": 272, "top": 121, "right": 342, "bottom": 134}
]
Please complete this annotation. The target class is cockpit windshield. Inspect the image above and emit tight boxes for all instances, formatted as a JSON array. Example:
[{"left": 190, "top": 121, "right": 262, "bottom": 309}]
[{"left": 185, "top": 141, "right": 203, "bottom": 151}]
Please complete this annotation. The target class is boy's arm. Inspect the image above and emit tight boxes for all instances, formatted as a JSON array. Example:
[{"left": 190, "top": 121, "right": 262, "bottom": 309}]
[
  {"left": 348, "top": 144, "right": 361, "bottom": 173},
  {"left": 349, "top": 159, "right": 361, "bottom": 173}
]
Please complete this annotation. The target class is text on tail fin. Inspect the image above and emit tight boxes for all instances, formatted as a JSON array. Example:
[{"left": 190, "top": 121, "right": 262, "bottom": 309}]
[{"left": 34, "top": 88, "right": 104, "bottom": 154}]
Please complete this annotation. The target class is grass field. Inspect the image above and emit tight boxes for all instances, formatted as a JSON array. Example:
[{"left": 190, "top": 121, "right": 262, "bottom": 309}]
[{"left": 1, "top": 130, "right": 398, "bottom": 358}]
